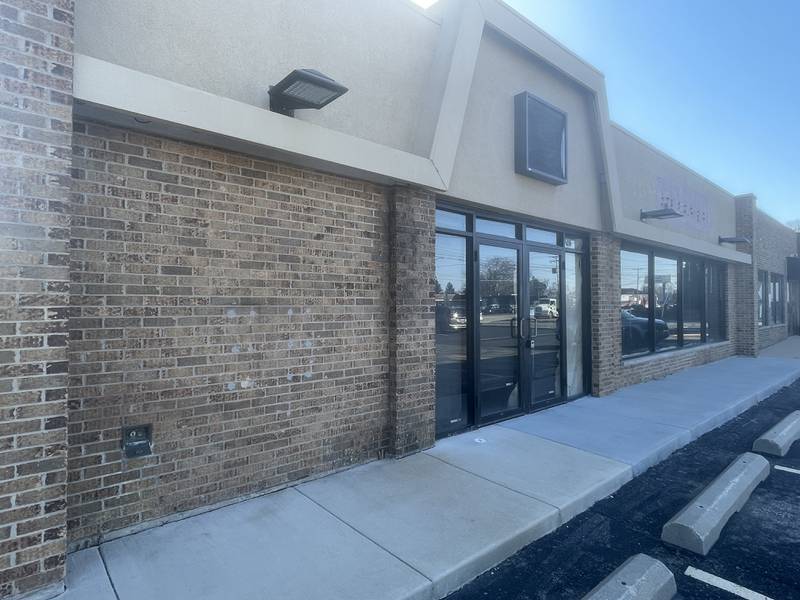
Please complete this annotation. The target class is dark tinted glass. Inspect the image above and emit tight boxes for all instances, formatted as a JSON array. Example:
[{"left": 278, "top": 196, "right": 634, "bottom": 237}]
[
  {"left": 682, "top": 259, "right": 705, "bottom": 346},
  {"left": 654, "top": 256, "right": 679, "bottom": 351},
  {"left": 435, "top": 209, "right": 466, "bottom": 231},
  {"left": 706, "top": 263, "right": 726, "bottom": 342},
  {"left": 526, "top": 96, "right": 566, "bottom": 181},
  {"left": 771, "top": 274, "right": 785, "bottom": 324},
  {"left": 620, "top": 250, "right": 651, "bottom": 356},
  {"left": 434, "top": 233, "right": 470, "bottom": 435},
  {"left": 476, "top": 218, "right": 516, "bottom": 238},
  {"left": 758, "top": 271, "right": 768, "bottom": 326},
  {"left": 478, "top": 244, "right": 520, "bottom": 419}
]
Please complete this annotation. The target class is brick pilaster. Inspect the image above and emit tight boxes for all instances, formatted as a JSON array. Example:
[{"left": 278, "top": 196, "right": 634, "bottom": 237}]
[
  {"left": 590, "top": 233, "right": 621, "bottom": 395},
  {"left": 733, "top": 194, "right": 758, "bottom": 356},
  {"left": 0, "top": 0, "right": 72, "bottom": 597},
  {"left": 387, "top": 186, "right": 436, "bottom": 456}
]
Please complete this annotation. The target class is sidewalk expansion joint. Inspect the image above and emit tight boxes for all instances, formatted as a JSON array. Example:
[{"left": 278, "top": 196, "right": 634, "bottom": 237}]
[
  {"left": 98, "top": 545, "right": 122, "bottom": 600},
  {"left": 423, "top": 451, "right": 562, "bottom": 513},
  {"left": 294, "top": 488, "right": 434, "bottom": 586}
]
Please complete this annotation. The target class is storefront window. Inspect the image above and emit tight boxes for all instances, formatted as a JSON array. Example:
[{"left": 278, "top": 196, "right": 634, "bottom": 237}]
[
  {"left": 620, "top": 250, "right": 651, "bottom": 357},
  {"left": 434, "top": 233, "right": 470, "bottom": 435},
  {"left": 771, "top": 274, "right": 785, "bottom": 324},
  {"left": 526, "top": 227, "right": 558, "bottom": 245},
  {"left": 654, "top": 256, "right": 679, "bottom": 351},
  {"left": 706, "top": 264, "right": 726, "bottom": 342},
  {"left": 435, "top": 209, "right": 466, "bottom": 231},
  {"left": 565, "top": 253, "right": 584, "bottom": 396},
  {"left": 476, "top": 218, "right": 516, "bottom": 238},
  {"left": 682, "top": 259, "right": 705, "bottom": 347},
  {"left": 758, "top": 271, "right": 769, "bottom": 326},
  {"left": 620, "top": 247, "right": 727, "bottom": 357}
]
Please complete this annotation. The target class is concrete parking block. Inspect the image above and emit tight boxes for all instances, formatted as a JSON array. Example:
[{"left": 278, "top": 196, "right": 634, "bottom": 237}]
[
  {"left": 753, "top": 410, "right": 800, "bottom": 456},
  {"left": 298, "top": 452, "right": 560, "bottom": 598},
  {"left": 426, "top": 425, "right": 632, "bottom": 523},
  {"left": 661, "top": 452, "right": 770, "bottom": 555},
  {"left": 60, "top": 548, "right": 116, "bottom": 600},
  {"left": 500, "top": 403, "right": 691, "bottom": 474},
  {"left": 100, "top": 488, "right": 432, "bottom": 600},
  {"left": 581, "top": 554, "right": 676, "bottom": 600}
]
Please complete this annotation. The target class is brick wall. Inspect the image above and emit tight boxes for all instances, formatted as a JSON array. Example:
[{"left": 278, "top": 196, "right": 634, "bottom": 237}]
[
  {"left": 0, "top": 0, "right": 73, "bottom": 597},
  {"left": 731, "top": 195, "right": 758, "bottom": 356},
  {"left": 590, "top": 233, "right": 621, "bottom": 395},
  {"left": 387, "top": 187, "right": 435, "bottom": 456},
  {"left": 66, "top": 121, "right": 425, "bottom": 546},
  {"left": 619, "top": 341, "right": 735, "bottom": 388}
]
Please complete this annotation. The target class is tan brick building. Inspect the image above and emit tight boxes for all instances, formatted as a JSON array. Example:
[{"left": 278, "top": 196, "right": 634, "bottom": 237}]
[{"left": 0, "top": 0, "right": 798, "bottom": 598}]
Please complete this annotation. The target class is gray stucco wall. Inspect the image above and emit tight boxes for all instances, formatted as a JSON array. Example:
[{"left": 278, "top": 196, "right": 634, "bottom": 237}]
[
  {"left": 613, "top": 125, "right": 737, "bottom": 248},
  {"left": 74, "top": 0, "right": 439, "bottom": 153},
  {"left": 446, "top": 28, "right": 607, "bottom": 232}
]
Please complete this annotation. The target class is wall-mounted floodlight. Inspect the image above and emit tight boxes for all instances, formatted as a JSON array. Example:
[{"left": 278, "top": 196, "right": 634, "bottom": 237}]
[
  {"left": 269, "top": 69, "right": 348, "bottom": 117},
  {"left": 719, "top": 236, "right": 752, "bottom": 245},
  {"left": 640, "top": 207, "right": 683, "bottom": 221}
]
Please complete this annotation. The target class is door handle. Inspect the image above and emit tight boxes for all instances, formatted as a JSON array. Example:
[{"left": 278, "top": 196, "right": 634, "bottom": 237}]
[
  {"left": 510, "top": 318, "right": 518, "bottom": 338},
  {"left": 520, "top": 317, "right": 530, "bottom": 340},
  {"left": 532, "top": 318, "right": 539, "bottom": 338}
]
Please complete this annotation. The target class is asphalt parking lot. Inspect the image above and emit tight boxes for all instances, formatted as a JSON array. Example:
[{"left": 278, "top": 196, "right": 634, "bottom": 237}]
[{"left": 447, "top": 378, "right": 800, "bottom": 600}]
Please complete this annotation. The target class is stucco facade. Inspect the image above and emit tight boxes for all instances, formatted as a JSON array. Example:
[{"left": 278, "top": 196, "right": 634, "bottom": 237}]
[{"left": 1, "top": 1, "right": 798, "bottom": 598}]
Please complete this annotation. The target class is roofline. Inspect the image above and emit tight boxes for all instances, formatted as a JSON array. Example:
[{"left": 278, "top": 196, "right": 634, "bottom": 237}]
[
  {"left": 483, "top": 0, "right": 604, "bottom": 78},
  {"left": 71, "top": 0, "right": 754, "bottom": 264}
]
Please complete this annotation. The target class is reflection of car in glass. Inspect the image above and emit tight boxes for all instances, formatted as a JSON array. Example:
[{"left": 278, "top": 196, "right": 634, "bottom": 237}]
[
  {"left": 530, "top": 298, "right": 558, "bottom": 319},
  {"left": 621, "top": 309, "right": 669, "bottom": 354},
  {"left": 625, "top": 303, "right": 649, "bottom": 319},
  {"left": 436, "top": 303, "right": 470, "bottom": 332},
  {"left": 448, "top": 309, "right": 467, "bottom": 330},
  {"left": 533, "top": 303, "right": 558, "bottom": 319}
]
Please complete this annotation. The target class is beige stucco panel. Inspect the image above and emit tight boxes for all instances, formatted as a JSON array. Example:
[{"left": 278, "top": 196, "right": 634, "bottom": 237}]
[
  {"left": 446, "top": 29, "right": 606, "bottom": 232},
  {"left": 613, "top": 125, "right": 737, "bottom": 247},
  {"left": 74, "top": 0, "right": 439, "bottom": 153}
]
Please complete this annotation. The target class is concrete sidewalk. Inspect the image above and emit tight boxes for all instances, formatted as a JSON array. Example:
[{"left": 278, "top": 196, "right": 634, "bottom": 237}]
[{"left": 60, "top": 351, "right": 800, "bottom": 600}]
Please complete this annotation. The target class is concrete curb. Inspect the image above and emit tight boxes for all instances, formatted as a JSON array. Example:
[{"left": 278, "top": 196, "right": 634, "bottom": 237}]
[
  {"left": 581, "top": 554, "right": 676, "bottom": 600},
  {"left": 753, "top": 410, "right": 800, "bottom": 457},
  {"left": 661, "top": 452, "right": 770, "bottom": 555}
]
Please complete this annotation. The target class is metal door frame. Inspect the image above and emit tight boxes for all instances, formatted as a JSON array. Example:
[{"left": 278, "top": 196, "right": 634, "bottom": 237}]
[
  {"left": 434, "top": 199, "right": 591, "bottom": 438},
  {"left": 473, "top": 237, "right": 527, "bottom": 426}
]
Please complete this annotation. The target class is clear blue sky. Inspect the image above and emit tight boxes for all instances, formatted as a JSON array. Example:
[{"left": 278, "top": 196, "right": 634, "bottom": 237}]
[{"left": 505, "top": 0, "right": 800, "bottom": 225}]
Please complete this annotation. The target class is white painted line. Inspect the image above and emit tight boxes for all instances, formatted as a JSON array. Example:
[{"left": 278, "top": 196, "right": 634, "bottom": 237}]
[
  {"left": 684, "top": 566, "right": 774, "bottom": 600},
  {"left": 774, "top": 464, "right": 800, "bottom": 475}
]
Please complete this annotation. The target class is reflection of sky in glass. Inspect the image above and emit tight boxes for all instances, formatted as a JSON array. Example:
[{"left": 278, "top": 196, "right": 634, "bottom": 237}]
[
  {"left": 620, "top": 251, "right": 649, "bottom": 293},
  {"left": 435, "top": 234, "right": 467, "bottom": 294}
]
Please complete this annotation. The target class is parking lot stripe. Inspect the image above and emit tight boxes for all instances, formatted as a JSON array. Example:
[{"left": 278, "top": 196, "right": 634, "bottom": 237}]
[
  {"left": 684, "top": 566, "right": 774, "bottom": 600},
  {"left": 773, "top": 464, "right": 800, "bottom": 475}
]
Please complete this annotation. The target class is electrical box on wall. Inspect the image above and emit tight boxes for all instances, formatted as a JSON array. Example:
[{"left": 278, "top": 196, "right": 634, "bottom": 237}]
[{"left": 122, "top": 424, "right": 152, "bottom": 458}]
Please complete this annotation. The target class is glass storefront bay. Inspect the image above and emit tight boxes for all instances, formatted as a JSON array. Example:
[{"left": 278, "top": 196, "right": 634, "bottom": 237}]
[
  {"left": 620, "top": 246, "right": 728, "bottom": 357},
  {"left": 434, "top": 204, "right": 588, "bottom": 437}
]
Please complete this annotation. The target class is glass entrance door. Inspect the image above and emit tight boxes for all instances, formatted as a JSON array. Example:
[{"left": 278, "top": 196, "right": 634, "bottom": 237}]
[
  {"left": 477, "top": 243, "right": 522, "bottom": 422},
  {"left": 527, "top": 251, "right": 562, "bottom": 407},
  {"left": 433, "top": 205, "right": 588, "bottom": 438}
]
